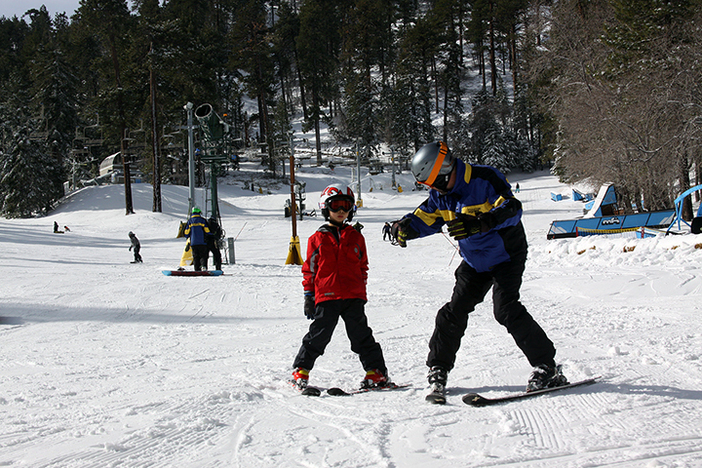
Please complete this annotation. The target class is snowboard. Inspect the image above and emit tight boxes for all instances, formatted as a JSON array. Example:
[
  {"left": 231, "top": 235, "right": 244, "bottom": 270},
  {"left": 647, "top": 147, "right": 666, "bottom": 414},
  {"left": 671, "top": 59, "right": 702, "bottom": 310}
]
[
  {"left": 162, "top": 270, "right": 223, "bottom": 276},
  {"left": 327, "top": 383, "right": 410, "bottom": 396},
  {"left": 462, "top": 377, "right": 600, "bottom": 407}
]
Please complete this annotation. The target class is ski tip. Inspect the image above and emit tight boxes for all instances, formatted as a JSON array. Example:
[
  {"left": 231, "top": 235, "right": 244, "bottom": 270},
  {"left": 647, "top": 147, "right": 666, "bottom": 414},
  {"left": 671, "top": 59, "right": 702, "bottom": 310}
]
[
  {"left": 425, "top": 393, "right": 446, "bottom": 405},
  {"left": 301, "top": 387, "right": 322, "bottom": 397},
  {"left": 327, "top": 387, "right": 350, "bottom": 396},
  {"left": 462, "top": 393, "right": 489, "bottom": 407}
]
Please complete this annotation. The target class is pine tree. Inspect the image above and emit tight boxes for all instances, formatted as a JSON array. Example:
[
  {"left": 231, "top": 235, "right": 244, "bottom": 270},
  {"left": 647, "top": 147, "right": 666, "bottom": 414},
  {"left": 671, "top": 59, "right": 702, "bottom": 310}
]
[
  {"left": 0, "top": 16, "right": 30, "bottom": 85},
  {"left": 272, "top": 2, "right": 300, "bottom": 118},
  {"left": 297, "top": 0, "right": 340, "bottom": 165},
  {"left": 76, "top": 0, "right": 136, "bottom": 214},
  {"left": 31, "top": 46, "right": 79, "bottom": 201},
  {"left": 467, "top": 89, "right": 510, "bottom": 169},
  {"left": 229, "top": 0, "right": 276, "bottom": 171},
  {"left": 0, "top": 127, "right": 61, "bottom": 217},
  {"left": 392, "top": 15, "right": 438, "bottom": 152},
  {"left": 0, "top": 79, "right": 61, "bottom": 217},
  {"left": 339, "top": 0, "right": 397, "bottom": 154}
]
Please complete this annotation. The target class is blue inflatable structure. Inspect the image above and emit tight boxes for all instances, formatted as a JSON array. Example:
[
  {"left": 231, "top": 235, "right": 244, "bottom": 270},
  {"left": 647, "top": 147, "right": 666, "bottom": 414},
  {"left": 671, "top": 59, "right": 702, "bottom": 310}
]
[
  {"left": 547, "top": 211, "right": 675, "bottom": 239},
  {"left": 666, "top": 184, "right": 702, "bottom": 234},
  {"left": 546, "top": 184, "right": 676, "bottom": 239}
]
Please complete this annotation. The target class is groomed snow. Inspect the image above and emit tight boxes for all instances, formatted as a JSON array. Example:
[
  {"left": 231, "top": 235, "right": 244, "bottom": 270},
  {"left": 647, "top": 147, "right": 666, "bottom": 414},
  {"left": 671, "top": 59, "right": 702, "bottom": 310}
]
[{"left": 1, "top": 162, "right": 701, "bottom": 467}]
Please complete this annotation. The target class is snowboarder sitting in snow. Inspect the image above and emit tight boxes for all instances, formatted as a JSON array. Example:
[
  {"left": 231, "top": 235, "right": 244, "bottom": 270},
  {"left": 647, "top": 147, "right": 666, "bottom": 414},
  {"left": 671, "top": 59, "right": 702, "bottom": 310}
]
[
  {"left": 291, "top": 184, "right": 392, "bottom": 391},
  {"left": 129, "top": 231, "right": 143, "bottom": 263},
  {"left": 183, "top": 207, "right": 210, "bottom": 271},
  {"left": 390, "top": 141, "right": 568, "bottom": 403}
]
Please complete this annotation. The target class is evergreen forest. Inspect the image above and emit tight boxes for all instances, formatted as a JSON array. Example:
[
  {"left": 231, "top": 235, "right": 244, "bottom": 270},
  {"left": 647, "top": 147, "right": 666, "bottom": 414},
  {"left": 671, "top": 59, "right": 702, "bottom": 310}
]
[{"left": 1, "top": 0, "right": 701, "bottom": 219}]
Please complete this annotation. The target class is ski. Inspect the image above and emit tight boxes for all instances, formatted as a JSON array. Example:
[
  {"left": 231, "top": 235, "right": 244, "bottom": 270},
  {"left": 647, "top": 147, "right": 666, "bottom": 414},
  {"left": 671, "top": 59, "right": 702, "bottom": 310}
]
[
  {"left": 327, "top": 383, "right": 410, "bottom": 396},
  {"left": 425, "top": 390, "right": 446, "bottom": 405},
  {"left": 462, "top": 377, "right": 600, "bottom": 407},
  {"left": 162, "top": 270, "right": 223, "bottom": 276},
  {"left": 300, "top": 386, "right": 322, "bottom": 397}
]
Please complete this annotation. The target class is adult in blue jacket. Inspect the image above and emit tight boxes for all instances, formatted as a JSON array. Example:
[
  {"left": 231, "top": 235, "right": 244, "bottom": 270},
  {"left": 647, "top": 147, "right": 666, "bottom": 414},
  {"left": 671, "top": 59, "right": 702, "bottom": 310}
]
[
  {"left": 184, "top": 207, "right": 211, "bottom": 271},
  {"left": 391, "top": 141, "right": 567, "bottom": 402}
]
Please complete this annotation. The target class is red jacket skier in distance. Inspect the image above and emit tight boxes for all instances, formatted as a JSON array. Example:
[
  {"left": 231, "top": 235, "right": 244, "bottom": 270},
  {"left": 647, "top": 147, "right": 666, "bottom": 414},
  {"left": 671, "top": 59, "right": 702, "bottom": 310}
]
[{"left": 302, "top": 224, "right": 368, "bottom": 304}]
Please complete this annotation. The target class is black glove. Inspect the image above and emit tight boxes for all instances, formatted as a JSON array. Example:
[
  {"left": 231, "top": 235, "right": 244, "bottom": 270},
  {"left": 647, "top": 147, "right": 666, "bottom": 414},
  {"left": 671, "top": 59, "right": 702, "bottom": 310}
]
[
  {"left": 446, "top": 213, "right": 483, "bottom": 240},
  {"left": 304, "top": 295, "right": 316, "bottom": 320},
  {"left": 391, "top": 218, "right": 418, "bottom": 247},
  {"left": 129, "top": 246, "right": 132, "bottom": 251}
]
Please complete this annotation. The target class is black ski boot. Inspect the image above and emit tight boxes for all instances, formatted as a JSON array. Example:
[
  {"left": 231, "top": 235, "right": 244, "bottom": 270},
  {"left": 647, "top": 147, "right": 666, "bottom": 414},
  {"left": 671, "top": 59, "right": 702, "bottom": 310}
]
[
  {"left": 526, "top": 364, "right": 568, "bottom": 392},
  {"left": 425, "top": 366, "right": 448, "bottom": 404}
]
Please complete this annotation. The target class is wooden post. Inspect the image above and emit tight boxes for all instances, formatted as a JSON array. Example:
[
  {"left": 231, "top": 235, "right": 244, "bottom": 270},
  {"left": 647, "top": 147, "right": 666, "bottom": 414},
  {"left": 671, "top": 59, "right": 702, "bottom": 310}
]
[{"left": 285, "top": 140, "right": 303, "bottom": 265}]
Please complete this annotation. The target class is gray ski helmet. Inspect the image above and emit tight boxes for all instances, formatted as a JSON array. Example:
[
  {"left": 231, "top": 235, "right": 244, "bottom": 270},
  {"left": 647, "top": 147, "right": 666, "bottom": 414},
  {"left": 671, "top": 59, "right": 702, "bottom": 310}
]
[{"left": 411, "top": 141, "right": 455, "bottom": 187}]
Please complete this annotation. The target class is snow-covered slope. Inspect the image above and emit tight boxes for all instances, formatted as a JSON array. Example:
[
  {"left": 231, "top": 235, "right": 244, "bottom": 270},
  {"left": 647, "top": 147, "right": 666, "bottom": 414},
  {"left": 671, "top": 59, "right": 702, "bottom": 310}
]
[{"left": 1, "top": 162, "right": 701, "bottom": 467}]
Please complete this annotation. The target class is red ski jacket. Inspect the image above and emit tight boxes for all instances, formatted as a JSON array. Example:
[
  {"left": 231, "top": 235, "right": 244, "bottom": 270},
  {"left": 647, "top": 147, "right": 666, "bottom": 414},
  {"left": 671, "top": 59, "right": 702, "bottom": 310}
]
[{"left": 302, "top": 224, "right": 368, "bottom": 304}]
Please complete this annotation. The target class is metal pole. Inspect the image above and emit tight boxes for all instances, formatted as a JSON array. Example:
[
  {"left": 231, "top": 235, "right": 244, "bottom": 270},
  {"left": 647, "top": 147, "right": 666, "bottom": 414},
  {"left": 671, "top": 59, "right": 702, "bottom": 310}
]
[
  {"left": 227, "top": 237, "right": 235, "bottom": 265},
  {"left": 356, "top": 140, "right": 362, "bottom": 206},
  {"left": 210, "top": 163, "right": 219, "bottom": 220},
  {"left": 391, "top": 146, "right": 396, "bottom": 189},
  {"left": 185, "top": 102, "right": 195, "bottom": 214}
]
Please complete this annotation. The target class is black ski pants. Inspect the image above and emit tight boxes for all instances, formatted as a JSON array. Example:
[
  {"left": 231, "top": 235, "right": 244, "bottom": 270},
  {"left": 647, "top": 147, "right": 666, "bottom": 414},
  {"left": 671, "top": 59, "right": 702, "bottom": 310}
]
[
  {"left": 427, "top": 258, "right": 556, "bottom": 371},
  {"left": 133, "top": 246, "right": 143, "bottom": 263},
  {"left": 294, "top": 298, "right": 387, "bottom": 375},
  {"left": 192, "top": 244, "right": 209, "bottom": 271},
  {"left": 207, "top": 239, "right": 222, "bottom": 270}
]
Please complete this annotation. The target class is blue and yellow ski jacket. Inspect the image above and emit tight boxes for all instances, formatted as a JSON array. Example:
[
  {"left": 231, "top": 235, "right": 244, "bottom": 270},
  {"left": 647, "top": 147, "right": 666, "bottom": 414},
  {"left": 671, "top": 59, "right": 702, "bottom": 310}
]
[
  {"left": 403, "top": 159, "right": 527, "bottom": 272},
  {"left": 184, "top": 214, "right": 211, "bottom": 246}
]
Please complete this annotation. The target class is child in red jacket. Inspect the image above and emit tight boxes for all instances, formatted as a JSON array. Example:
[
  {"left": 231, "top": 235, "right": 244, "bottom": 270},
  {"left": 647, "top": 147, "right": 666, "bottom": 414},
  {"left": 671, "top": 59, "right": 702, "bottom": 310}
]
[{"left": 291, "top": 184, "right": 390, "bottom": 391}]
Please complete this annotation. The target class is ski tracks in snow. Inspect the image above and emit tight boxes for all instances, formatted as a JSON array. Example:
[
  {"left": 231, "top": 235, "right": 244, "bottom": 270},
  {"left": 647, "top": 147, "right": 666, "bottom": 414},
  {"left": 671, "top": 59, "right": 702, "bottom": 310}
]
[
  {"left": 1, "top": 389, "right": 244, "bottom": 468},
  {"left": 232, "top": 383, "right": 404, "bottom": 467}
]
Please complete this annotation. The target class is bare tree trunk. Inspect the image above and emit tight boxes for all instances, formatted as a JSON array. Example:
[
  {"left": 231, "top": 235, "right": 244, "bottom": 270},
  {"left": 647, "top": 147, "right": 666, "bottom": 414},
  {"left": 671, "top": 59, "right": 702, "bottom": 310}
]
[
  {"left": 312, "top": 88, "right": 322, "bottom": 166},
  {"left": 431, "top": 57, "right": 439, "bottom": 113},
  {"left": 480, "top": 44, "right": 486, "bottom": 90},
  {"left": 150, "top": 46, "right": 162, "bottom": 213},
  {"left": 511, "top": 23, "right": 518, "bottom": 96},
  {"left": 110, "top": 35, "right": 133, "bottom": 215},
  {"left": 681, "top": 154, "right": 693, "bottom": 221},
  {"left": 489, "top": 8, "right": 497, "bottom": 96}
]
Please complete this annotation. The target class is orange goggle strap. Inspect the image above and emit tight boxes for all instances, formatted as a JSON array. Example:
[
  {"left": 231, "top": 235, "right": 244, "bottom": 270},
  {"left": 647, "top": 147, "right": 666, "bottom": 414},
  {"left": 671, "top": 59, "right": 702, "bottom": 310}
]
[{"left": 424, "top": 142, "right": 449, "bottom": 187}]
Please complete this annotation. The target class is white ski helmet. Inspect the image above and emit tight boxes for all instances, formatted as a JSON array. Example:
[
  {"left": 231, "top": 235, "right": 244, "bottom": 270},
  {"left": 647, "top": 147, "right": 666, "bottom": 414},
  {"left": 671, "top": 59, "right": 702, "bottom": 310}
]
[{"left": 319, "top": 184, "right": 355, "bottom": 221}]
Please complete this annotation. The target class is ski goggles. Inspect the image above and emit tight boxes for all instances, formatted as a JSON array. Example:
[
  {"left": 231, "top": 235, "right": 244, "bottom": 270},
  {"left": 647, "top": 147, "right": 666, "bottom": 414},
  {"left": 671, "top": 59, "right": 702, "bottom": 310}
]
[
  {"left": 328, "top": 199, "right": 354, "bottom": 212},
  {"left": 419, "top": 172, "right": 452, "bottom": 192}
]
